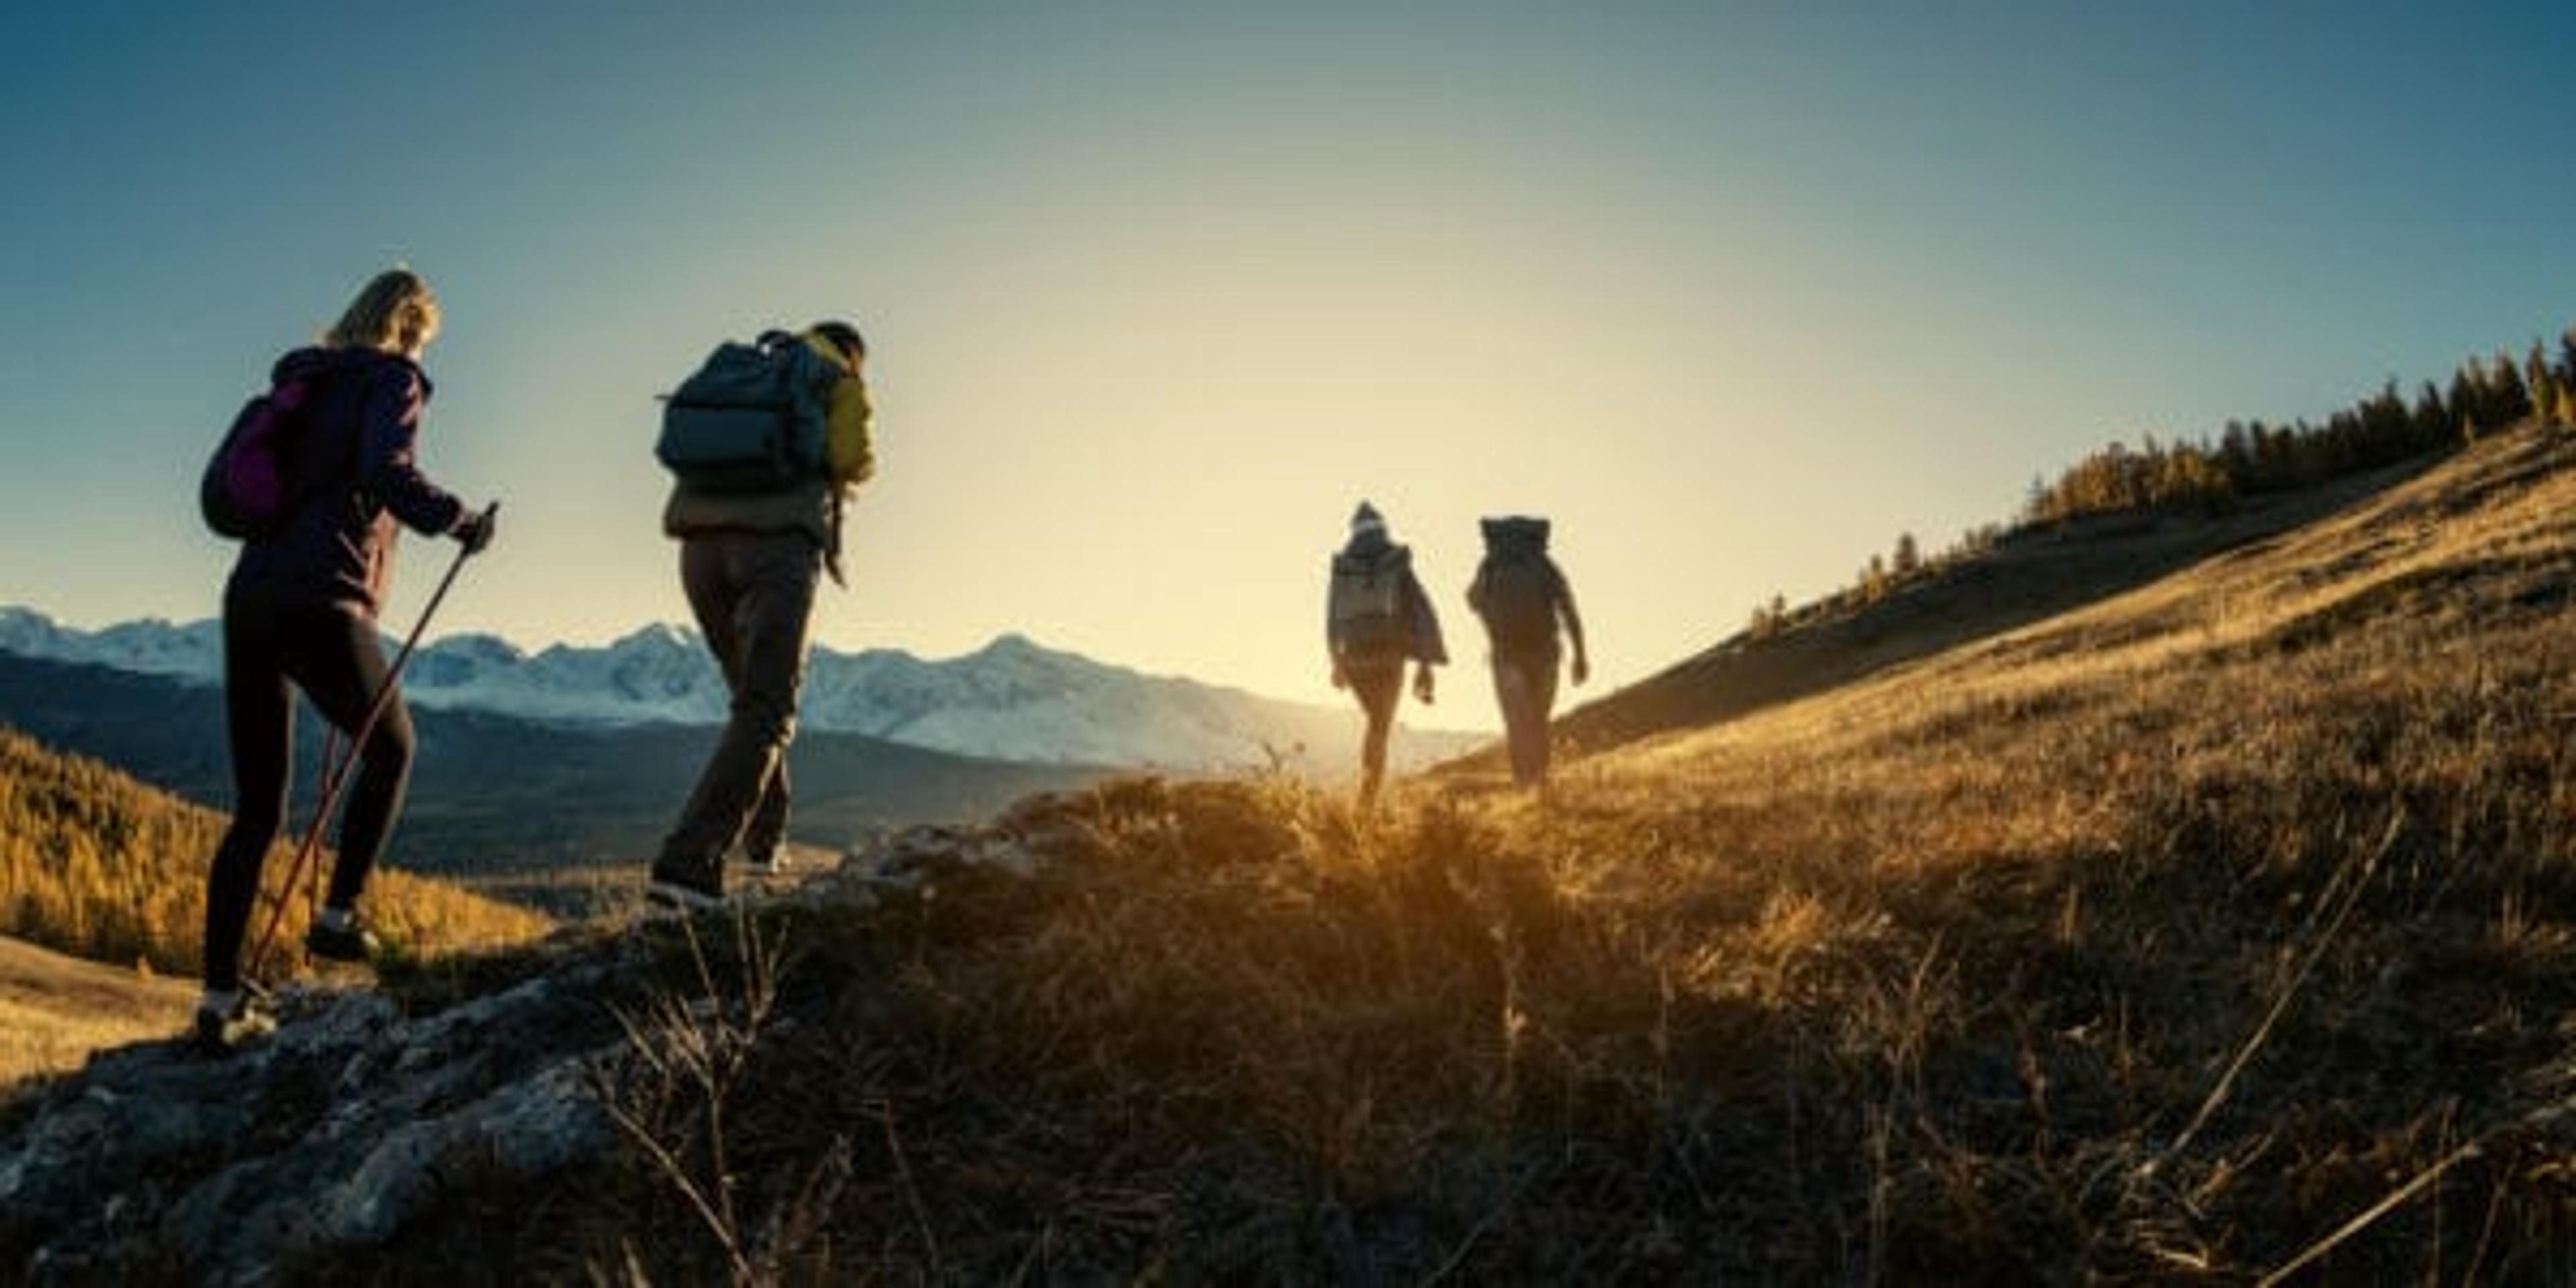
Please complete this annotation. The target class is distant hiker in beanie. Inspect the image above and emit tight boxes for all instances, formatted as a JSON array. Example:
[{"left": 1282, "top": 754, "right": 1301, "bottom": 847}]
[
  {"left": 198, "top": 268, "right": 498, "bottom": 1051},
  {"left": 1327, "top": 502, "right": 1446, "bottom": 810},
  {"left": 650, "top": 321, "right": 874, "bottom": 910},
  {"left": 1466, "top": 516, "right": 1588, "bottom": 790}
]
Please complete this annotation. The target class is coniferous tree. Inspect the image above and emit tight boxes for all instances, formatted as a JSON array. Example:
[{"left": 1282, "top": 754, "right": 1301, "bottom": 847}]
[
  {"left": 2412, "top": 381, "right": 2450, "bottom": 446},
  {"left": 2247, "top": 419, "right": 2283, "bottom": 491},
  {"left": 2530, "top": 341, "right": 2562, "bottom": 428},
  {"left": 1892, "top": 532, "right": 1921, "bottom": 576},
  {"left": 1748, "top": 596, "right": 1784, "bottom": 640},
  {"left": 2489, "top": 352, "right": 2532, "bottom": 425},
  {"left": 2218, "top": 419, "right": 2253, "bottom": 480},
  {"left": 2358, "top": 379, "right": 2410, "bottom": 462},
  {"left": 2163, "top": 443, "right": 2232, "bottom": 509},
  {"left": 2450, "top": 367, "right": 2485, "bottom": 434},
  {"left": 2018, "top": 327, "right": 2542, "bottom": 528}
]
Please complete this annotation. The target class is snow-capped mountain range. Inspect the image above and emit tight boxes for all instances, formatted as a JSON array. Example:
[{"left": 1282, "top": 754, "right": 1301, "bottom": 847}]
[{"left": 0, "top": 607, "right": 1481, "bottom": 773}]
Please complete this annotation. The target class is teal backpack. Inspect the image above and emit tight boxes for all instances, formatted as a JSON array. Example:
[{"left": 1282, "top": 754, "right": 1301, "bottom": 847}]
[{"left": 655, "top": 331, "right": 838, "bottom": 493}]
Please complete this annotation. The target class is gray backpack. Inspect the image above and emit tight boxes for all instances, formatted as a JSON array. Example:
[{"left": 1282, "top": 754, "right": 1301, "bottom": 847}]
[
  {"left": 655, "top": 331, "right": 837, "bottom": 493},
  {"left": 1329, "top": 550, "right": 1409, "bottom": 657}
]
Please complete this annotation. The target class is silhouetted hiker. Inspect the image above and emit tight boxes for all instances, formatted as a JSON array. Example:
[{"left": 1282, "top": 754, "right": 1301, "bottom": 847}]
[
  {"left": 1327, "top": 502, "right": 1448, "bottom": 810},
  {"left": 197, "top": 268, "right": 498, "bottom": 1051},
  {"left": 649, "top": 321, "right": 873, "bottom": 910},
  {"left": 1466, "top": 515, "right": 1588, "bottom": 790}
]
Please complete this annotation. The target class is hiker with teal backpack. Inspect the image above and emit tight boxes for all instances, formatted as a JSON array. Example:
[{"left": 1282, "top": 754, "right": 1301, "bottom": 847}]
[
  {"left": 1466, "top": 516, "right": 1588, "bottom": 790},
  {"left": 649, "top": 321, "right": 873, "bottom": 908},
  {"left": 193, "top": 268, "right": 499, "bottom": 1051},
  {"left": 1327, "top": 502, "right": 1446, "bottom": 811}
]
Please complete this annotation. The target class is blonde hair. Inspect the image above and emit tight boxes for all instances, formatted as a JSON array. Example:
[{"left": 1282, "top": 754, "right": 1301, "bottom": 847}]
[{"left": 324, "top": 268, "right": 441, "bottom": 356}]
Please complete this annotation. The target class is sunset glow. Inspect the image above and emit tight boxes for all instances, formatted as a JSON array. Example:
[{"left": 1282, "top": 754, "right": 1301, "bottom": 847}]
[{"left": 3, "top": 3, "right": 2570, "bottom": 729}]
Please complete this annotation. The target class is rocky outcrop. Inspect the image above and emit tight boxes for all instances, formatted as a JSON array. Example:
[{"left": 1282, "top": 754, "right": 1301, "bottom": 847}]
[
  {"left": 1, "top": 966, "right": 625, "bottom": 1284},
  {"left": 0, "top": 802, "right": 1088, "bottom": 1286}
]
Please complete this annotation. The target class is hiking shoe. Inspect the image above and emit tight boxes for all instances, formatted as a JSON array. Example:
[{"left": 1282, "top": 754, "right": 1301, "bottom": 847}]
[
  {"left": 194, "top": 992, "right": 277, "bottom": 1055},
  {"left": 739, "top": 849, "right": 790, "bottom": 876},
  {"left": 647, "top": 862, "right": 726, "bottom": 912},
  {"left": 305, "top": 912, "right": 380, "bottom": 965}
]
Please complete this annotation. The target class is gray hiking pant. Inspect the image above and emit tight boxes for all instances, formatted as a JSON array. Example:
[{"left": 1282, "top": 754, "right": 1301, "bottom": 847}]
[
  {"left": 657, "top": 531, "right": 820, "bottom": 879},
  {"left": 1490, "top": 649, "right": 1560, "bottom": 788}
]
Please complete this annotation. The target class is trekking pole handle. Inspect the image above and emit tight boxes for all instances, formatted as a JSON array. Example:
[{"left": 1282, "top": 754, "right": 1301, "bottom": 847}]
[{"left": 462, "top": 500, "right": 500, "bottom": 557}]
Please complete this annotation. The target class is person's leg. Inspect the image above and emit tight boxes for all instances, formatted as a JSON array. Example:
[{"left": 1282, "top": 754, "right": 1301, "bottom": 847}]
[
  {"left": 286, "top": 605, "right": 415, "bottom": 912},
  {"left": 1489, "top": 658, "right": 1528, "bottom": 786},
  {"left": 1491, "top": 654, "right": 1554, "bottom": 788},
  {"left": 657, "top": 533, "right": 818, "bottom": 891},
  {"left": 684, "top": 541, "right": 795, "bottom": 865},
  {"left": 1351, "top": 661, "right": 1402, "bottom": 810},
  {"left": 1527, "top": 653, "right": 1562, "bottom": 785},
  {"left": 741, "top": 758, "right": 790, "bottom": 867},
  {"left": 203, "top": 600, "right": 294, "bottom": 996},
  {"left": 656, "top": 538, "right": 749, "bottom": 881},
  {"left": 684, "top": 536, "right": 751, "bottom": 694}
]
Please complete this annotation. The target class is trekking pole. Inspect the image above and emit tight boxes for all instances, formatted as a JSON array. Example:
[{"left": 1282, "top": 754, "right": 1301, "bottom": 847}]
[
  {"left": 306, "top": 727, "right": 343, "bottom": 940},
  {"left": 247, "top": 502, "right": 498, "bottom": 982}
]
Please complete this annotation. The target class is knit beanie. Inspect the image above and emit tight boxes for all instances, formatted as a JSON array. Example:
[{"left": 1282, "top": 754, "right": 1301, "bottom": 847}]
[{"left": 1350, "top": 501, "right": 1387, "bottom": 538}]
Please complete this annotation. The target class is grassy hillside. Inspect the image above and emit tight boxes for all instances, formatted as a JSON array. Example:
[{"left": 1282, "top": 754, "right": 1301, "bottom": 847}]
[
  {"left": 0, "top": 933, "right": 196, "bottom": 1089},
  {"left": 0, "top": 727, "right": 549, "bottom": 983},
  {"left": 320, "top": 423, "right": 2575, "bottom": 1281},
  {"left": 1503, "top": 454, "right": 2443, "bottom": 768}
]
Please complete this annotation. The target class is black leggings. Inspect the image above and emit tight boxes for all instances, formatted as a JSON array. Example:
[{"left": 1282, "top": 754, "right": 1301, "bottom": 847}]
[{"left": 203, "top": 595, "right": 415, "bottom": 991}]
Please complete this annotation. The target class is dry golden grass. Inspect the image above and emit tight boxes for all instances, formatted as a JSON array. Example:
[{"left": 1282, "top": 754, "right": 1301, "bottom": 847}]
[
  {"left": 0, "top": 934, "right": 197, "bottom": 1088},
  {"left": 1460, "top": 423, "right": 2576, "bottom": 1277},
  {"left": 351, "top": 425, "right": 2576, "bottom": 1281},
  {"left": 0, "top": 728, "right": 551, "bottom": 985}
]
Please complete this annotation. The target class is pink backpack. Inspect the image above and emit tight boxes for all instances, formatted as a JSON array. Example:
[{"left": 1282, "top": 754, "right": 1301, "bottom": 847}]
[{"left": 199, "top": 379, "right": 313, "bottom": 539}]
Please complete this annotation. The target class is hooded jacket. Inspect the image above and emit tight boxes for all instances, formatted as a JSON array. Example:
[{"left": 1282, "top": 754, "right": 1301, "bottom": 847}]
[
  {"left": 1327, "top": 529, "right": 1448, "bottom": 665},
  {"left": 226, "top": 346, "right": 468, "bottom": 616},
  {"left": 661, "top": 330, "right": 875, "bottom": 576}
]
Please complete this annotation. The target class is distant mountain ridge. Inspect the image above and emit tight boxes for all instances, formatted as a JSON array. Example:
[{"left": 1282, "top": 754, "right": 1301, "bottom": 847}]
[
  {"left": 0, "top": 608, "right": 1479, "bottom": 773},
  {"left": 0, "top": 651, "right": 1112, "bottom": 898}
]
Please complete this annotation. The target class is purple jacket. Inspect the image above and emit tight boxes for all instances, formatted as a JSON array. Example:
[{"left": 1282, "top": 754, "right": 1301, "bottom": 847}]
[{"left": 226, "top": 347, "right": 467, "bottom": 616}]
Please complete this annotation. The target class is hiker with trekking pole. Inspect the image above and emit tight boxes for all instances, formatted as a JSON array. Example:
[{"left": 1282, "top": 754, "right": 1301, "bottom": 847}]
[{"left": 193, "top": 268, "right": 499, "bottom": 1052}]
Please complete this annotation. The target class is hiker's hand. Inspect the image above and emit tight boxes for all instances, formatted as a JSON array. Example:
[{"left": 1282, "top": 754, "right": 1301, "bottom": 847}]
[
  {"left": 1412, "top": 667, "right": 1436, "bottom": 705},
  {"left": 455, "top": 505, "right": 498, "bottom": 555},
  {"left": 1570, "top": 655, "right": 1590, "bottom": 687}
]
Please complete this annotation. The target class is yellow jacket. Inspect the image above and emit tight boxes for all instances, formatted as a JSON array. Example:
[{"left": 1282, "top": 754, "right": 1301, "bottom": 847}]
[
  {"left": 801, "top": 331, "right": 875, "bottom": 494},
  {"left": 663, "top": 328, "right": 876, "bottom": 584}
]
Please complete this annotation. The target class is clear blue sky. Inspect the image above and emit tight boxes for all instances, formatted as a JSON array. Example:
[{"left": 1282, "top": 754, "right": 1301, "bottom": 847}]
[{"left": 3, "top": 1, "right": 2571, "bottom": 727}]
